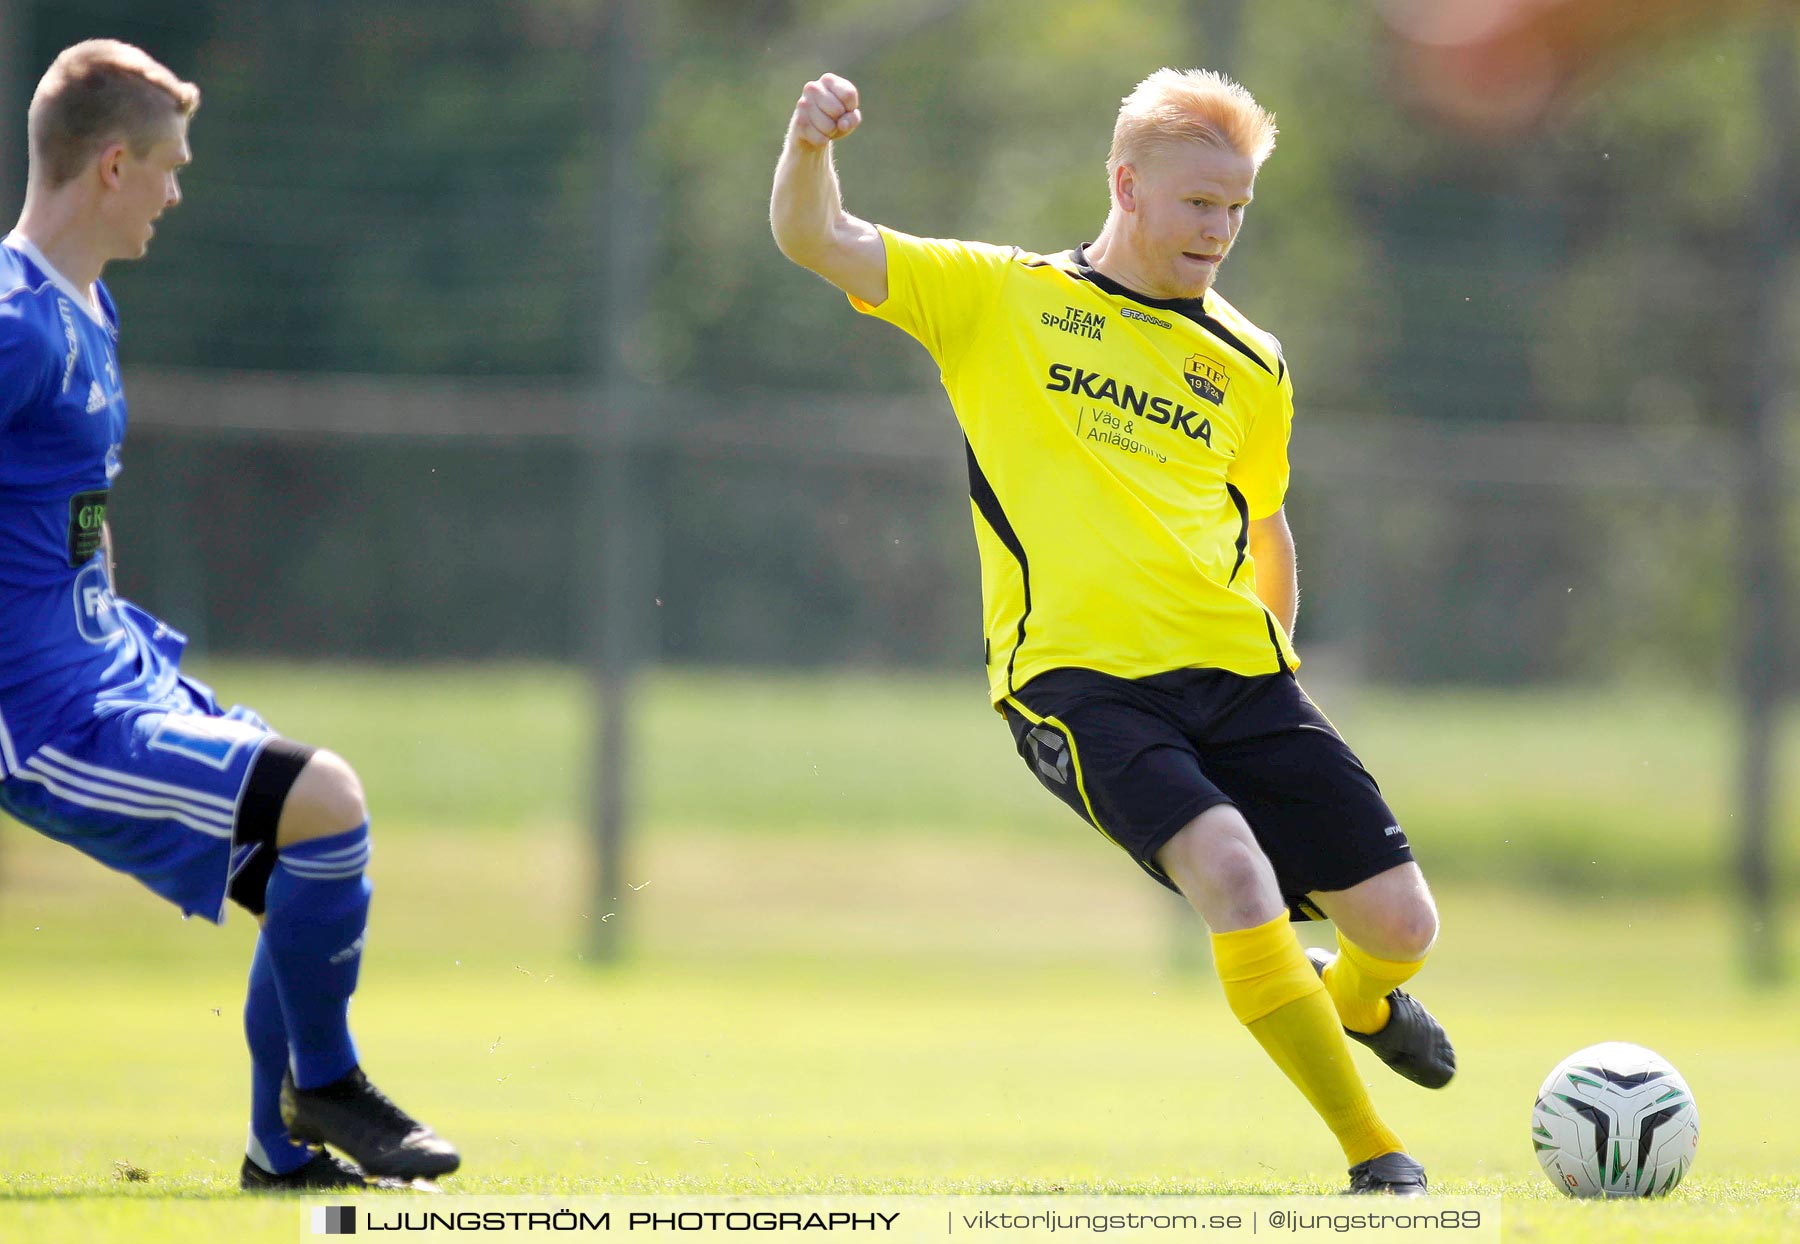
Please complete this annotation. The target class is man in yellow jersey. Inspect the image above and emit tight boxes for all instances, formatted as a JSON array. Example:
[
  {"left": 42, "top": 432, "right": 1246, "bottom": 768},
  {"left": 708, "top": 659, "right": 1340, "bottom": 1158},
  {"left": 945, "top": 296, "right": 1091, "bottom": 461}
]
[{"left": 770, "top": 69, "right": 1452, "bottom": 1195}]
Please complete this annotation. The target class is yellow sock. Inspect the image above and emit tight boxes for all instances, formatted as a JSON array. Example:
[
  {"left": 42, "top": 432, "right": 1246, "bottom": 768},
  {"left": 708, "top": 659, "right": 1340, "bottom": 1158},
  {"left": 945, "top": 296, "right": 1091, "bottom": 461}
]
[
  {"left": 1213, "top": 913, "right": 1404, "bottom": 1166},
  {"left": 1324, "top": 934, "right": 1427, "bottom": 1036}
]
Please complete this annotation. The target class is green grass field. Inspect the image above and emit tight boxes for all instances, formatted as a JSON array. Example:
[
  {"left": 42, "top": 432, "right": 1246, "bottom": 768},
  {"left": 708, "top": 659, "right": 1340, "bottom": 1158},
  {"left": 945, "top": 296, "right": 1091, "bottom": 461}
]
[{"left": 1, "top": 665, "right": 1797, "bottom": 1243}]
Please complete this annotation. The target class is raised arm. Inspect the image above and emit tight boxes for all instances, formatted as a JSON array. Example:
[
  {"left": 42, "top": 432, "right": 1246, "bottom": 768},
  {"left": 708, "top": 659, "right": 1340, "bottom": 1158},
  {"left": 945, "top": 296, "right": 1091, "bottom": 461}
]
[{"left": 770, "top": 73, "right": 888, "bottom": 306}]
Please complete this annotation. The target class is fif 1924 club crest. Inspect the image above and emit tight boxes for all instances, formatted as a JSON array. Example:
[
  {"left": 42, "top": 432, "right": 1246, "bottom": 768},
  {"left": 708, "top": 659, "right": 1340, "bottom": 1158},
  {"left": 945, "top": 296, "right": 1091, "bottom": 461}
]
[{"left": 1184, "top": 355, "right": 1231, "bottom": 406}]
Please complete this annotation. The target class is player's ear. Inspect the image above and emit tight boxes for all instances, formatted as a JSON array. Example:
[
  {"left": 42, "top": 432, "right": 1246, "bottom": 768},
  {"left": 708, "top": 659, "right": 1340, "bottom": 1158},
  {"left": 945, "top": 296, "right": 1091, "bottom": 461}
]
[
  {"left": 1114, "top": 163, "right": 1139, "bottom": 214},
  {"left": 96, "top": 140, "right": 129, "bottom": 189}
]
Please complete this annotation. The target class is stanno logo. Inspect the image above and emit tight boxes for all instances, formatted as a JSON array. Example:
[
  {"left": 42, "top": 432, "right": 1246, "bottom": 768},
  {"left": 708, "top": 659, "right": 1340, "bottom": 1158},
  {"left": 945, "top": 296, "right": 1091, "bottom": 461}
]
[
  {"left": 1041, "top": 304, "right": 1105, "bottom": 340},
  {"left": 1120, "top": 306, "right": 1173, "bottom": 330},
  {"left": 58, "top": 300, "right": 80, "bottom": 393},
  {"left": 1184, "top": 354, "right": 1231, "bottom": 406}
]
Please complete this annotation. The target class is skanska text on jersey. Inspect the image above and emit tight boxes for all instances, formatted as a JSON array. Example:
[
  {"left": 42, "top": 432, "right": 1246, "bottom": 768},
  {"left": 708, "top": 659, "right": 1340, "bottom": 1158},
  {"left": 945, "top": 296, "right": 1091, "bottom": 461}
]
[{"left": 1044, "top": 363, "right": 1214, "bottom": 445}]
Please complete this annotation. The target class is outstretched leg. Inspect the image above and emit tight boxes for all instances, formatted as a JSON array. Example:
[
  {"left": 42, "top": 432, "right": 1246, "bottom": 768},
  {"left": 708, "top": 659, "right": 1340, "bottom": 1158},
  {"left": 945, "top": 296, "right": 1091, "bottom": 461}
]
[
  {"left": 1157, "top": 806, "right": 1425, "bottom": 1194},
  {"left": 261, "top": 749, "right": 459, "bottom": 1180}
]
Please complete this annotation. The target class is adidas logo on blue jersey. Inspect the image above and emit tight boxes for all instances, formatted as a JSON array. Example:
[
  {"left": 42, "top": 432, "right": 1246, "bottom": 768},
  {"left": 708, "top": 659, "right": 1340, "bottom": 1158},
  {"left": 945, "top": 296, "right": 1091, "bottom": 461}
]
[{"left": 85, "top": 380, "right": 107, "bottom": 414}]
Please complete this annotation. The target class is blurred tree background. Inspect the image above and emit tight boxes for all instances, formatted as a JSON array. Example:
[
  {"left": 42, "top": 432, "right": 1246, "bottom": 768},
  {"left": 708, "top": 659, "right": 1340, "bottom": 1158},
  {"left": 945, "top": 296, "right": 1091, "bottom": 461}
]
[{"left": 4, "top": 0, "right": 1793, "bottom": 685}]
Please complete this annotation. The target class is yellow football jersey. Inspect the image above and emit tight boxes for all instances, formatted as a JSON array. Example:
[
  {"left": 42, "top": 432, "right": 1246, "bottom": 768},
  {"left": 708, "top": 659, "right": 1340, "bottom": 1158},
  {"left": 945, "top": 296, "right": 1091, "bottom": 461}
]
[{"left": 851, "top": 226, "right": 1299, "bottom": 704}]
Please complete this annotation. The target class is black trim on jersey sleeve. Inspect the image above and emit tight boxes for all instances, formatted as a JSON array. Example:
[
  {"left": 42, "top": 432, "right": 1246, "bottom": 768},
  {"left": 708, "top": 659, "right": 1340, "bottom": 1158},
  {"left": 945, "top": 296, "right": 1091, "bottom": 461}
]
[
  {"left": 1191, "top": 311, "right": 1273, "bottom": 375},
  {"left": 965, "top": 437, "right": 1032, "bottom": 693},
  {"left": 1225, "top": 483, "right": 1250, "bottom": 585},
  {"left": 1065, "top": 245, "right": 1275, "bottom": 375}
]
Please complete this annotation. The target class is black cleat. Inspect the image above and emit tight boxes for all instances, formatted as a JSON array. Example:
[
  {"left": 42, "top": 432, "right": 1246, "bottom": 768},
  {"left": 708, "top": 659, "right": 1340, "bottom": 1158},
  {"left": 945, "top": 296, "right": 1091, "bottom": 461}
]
[
  {"left": 281, "top": 1067, "right": 460, "bottom": 1180},
  {"left": 240, "top": 1149, "right": 381, "bottom": 1192},
  {"left": 1347, "top": 1151, "right": 1428, "bottom": 1196},
  {"left": 1307, "top": 948, "right": 1456, "bottom": 1089}
]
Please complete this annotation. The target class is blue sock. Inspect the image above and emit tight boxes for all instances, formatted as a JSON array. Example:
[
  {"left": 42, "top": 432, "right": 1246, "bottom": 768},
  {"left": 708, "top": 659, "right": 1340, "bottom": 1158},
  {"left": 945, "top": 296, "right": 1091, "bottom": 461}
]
[
  {"left": 262, "top": 823, "right": 371, "bottom": 1090},
  {"left": 244, "top": 935, "right": 313, "bottom": 1174}
]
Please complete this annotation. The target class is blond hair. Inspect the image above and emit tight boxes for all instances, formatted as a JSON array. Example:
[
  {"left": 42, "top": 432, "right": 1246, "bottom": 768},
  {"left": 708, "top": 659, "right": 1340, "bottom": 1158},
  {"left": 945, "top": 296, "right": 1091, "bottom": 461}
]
[
  {"left": 28, "top": 40, "right": 200, "bottom": 188},
  {"left": 1107, "top": 68, "right": 1277, "bottom": 182}
]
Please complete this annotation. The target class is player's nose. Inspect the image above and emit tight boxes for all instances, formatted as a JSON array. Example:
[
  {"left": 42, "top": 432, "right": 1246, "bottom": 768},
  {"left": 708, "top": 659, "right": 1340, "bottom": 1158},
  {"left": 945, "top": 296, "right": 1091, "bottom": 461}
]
[{"left": 1201, "top": 206, "right": 1230, "bottom": 246}]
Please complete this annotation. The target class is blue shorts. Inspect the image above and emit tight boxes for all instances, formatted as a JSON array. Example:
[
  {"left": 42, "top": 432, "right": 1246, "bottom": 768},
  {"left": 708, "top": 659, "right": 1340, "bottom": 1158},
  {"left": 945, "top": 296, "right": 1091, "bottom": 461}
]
[{"left": 0, "top": 674, "right": 280, "bottom": 924}]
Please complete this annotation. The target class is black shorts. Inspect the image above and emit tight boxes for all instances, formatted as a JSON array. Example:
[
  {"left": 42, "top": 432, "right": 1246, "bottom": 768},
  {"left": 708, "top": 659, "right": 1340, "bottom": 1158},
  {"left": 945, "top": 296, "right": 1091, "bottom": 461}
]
[{"left": 1001, "top": 667, "right": 1414, "bottom": 920}]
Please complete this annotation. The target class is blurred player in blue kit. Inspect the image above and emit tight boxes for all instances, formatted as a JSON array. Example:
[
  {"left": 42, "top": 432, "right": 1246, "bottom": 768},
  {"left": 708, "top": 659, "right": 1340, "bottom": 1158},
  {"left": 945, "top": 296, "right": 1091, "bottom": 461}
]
[{"left": 0, "top": 40, "right": 458, "bottom": 1191}]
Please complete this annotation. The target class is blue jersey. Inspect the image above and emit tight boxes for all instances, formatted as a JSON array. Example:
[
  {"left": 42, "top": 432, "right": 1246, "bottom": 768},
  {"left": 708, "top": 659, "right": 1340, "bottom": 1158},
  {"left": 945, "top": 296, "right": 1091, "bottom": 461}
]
[{"left": 0, "top": 232, "right": 183, "bottom": 779}]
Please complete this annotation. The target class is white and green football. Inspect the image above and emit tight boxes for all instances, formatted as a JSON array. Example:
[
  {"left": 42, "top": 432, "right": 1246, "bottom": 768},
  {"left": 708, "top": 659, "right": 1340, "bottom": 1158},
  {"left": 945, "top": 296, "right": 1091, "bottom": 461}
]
[{"left": 1532, "top": 1041, "right": 1699, "bottom": 1197}]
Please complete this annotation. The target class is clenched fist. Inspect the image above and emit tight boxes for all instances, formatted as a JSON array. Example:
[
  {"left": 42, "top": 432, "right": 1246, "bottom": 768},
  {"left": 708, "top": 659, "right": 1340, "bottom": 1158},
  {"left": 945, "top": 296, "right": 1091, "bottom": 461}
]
[{"left": 787, "top": 73, "right": 862, "bottom": 151}]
